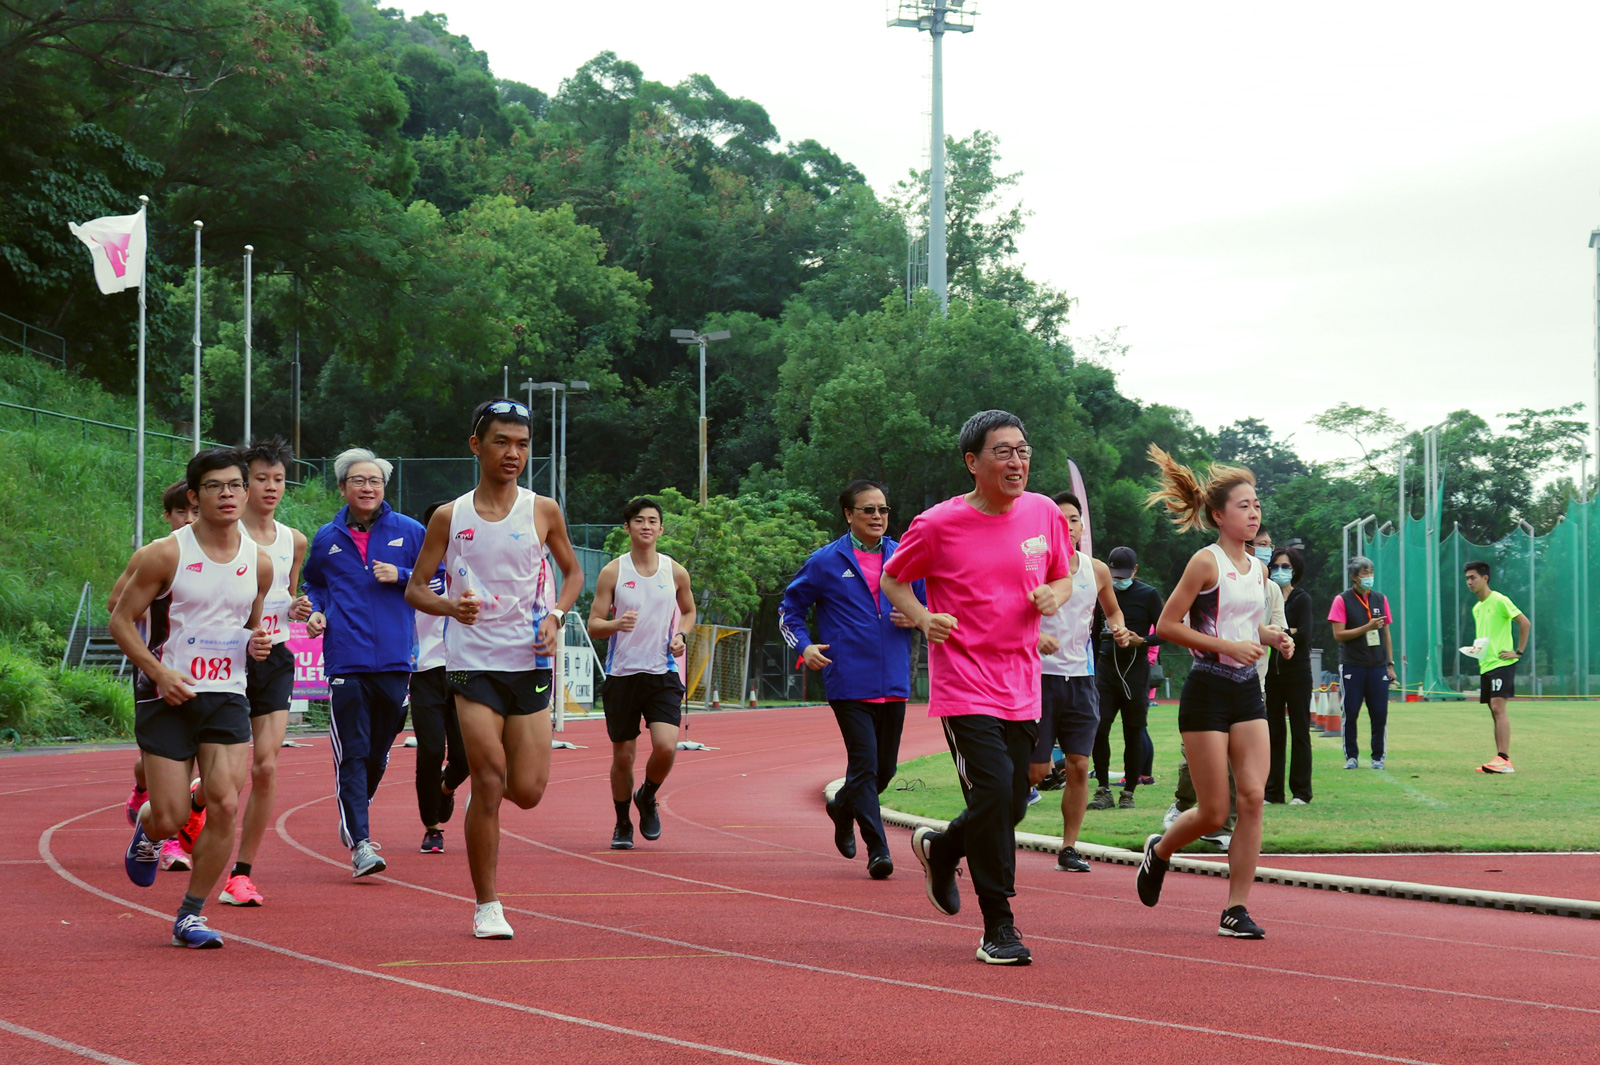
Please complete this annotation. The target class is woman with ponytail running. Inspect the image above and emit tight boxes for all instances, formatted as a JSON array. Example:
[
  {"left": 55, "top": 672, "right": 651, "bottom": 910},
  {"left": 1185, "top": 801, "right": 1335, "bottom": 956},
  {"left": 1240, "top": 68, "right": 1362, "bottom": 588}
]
[{"left": 1134, "top": 446, "right": 1293, "bottom": 939}]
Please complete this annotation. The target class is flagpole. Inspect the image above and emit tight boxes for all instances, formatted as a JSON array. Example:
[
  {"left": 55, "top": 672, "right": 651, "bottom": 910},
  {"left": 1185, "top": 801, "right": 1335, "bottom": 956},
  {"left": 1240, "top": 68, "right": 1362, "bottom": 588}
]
[
  {"left": 135, "top": 196, "right": 149, "bottom": 547},
  {"left": 243, "top": 244, "right": 253, "bottom": 445},
  {"left": 192, "top": 220, "right": 203, "bottom": 454}
]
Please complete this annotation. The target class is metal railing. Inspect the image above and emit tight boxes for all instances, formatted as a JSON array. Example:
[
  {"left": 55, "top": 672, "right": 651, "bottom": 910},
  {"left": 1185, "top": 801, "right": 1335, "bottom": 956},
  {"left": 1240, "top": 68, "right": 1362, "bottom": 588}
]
[
  {"left": 0, "top": 401, "right": 226, "bottom": 464},
  {"left": 61, "top": 582, "right": 92, "bottom": 671},
  {"left": 0, "top": 311, "right": 66, "bottom": 369}
]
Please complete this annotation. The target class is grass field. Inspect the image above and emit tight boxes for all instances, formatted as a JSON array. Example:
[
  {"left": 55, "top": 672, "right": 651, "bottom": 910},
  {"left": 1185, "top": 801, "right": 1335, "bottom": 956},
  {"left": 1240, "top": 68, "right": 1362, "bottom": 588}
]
[{"left": 885, "top": 700, "right": 1600, "bottom": 853}]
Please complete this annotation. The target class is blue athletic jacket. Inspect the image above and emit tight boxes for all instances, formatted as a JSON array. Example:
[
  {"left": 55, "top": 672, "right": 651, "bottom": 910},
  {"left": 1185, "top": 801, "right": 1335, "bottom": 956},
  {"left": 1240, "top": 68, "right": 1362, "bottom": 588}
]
[
  {"left": 778, "top": 535, "right": 925, "bottom": 702},
  {"left": 302, "top": 502, "right": 426, "bottom": 675}
]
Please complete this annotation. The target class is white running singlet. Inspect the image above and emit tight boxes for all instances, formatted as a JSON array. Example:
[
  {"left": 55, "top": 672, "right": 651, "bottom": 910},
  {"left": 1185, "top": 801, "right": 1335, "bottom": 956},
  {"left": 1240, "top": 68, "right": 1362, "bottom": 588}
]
[
  {"left": 605, "top": 552, "right": 679, "bottom": 677},
  {"left": 1187, "top": 542, "right": 1266, "bottom": 681},
  {"left": 155, "top": 524, "right": 258, "bottom": 695},
  {"left": 1040, "top": 553, "right": 1097, "bottom": 678},
  {"left": 254, "top": 520, "right": 295, "bottom": 645},
  {"left": 443, "top": 487, "right": 550, "bottom": 672}
]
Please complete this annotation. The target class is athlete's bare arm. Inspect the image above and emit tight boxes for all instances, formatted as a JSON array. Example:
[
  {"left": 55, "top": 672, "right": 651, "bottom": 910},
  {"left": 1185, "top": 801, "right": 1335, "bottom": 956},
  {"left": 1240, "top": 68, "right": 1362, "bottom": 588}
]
[
  {"left": 881, "top": 572, "right": 956, "bottom": 644},
  {"left": 534, "top": 496, "right": 584, "bottom": 656},
  {"left": 109, "top": 538, "right": 190, "bottom": 704},
  {"left": 288, "top": 527, "right": 311, "bottom": 620},
  {"left": 247, "top": 548, "right": 273, "bottom": 660},
  {"left": 404, "top": 502, "right": 479, "bottom": 624},
  {"left": 586, "top": 560, "right": 627, "bottom": 638},
  {"left": 107, "top": 544, "right": 149, "bottom": 615},
  {"left": 672, "top": 561, "right": 697, "bottom": 656}
]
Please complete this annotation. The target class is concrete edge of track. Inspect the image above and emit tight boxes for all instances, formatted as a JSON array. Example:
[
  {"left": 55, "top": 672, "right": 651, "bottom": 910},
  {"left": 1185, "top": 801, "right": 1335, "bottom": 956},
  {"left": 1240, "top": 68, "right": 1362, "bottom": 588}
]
[{"left": 824, "top": 779, "right": 1600, "bottom": 921}]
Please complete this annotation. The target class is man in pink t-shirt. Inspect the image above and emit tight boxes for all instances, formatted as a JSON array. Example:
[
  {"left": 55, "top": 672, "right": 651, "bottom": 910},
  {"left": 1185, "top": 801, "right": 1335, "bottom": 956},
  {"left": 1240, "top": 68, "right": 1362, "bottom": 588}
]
[{"left": 881, "top": 410, "right": 1073, "bottom": 966}]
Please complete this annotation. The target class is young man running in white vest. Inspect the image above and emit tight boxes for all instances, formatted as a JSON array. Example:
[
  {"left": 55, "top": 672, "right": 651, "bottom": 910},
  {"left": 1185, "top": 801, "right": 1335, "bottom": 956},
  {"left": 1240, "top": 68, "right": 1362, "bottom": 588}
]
[
  {"left": 407, "top": 399, "right": 584, "bottom": 939},
  {"left": 219, "top": 436, "right": 309, "bottom": 906},
  {"left": 588, "top": 497, "right": 696, "bottom": 849},
  {"left": 110, "top": 448, "right": 273, "bottom": 948}
]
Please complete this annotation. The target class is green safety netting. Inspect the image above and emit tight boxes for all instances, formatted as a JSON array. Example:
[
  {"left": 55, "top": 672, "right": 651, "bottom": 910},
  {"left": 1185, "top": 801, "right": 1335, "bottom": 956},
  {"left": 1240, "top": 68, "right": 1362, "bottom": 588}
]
[{"left": 1365, "top": 496, "right": 1598, "bottom": 700}]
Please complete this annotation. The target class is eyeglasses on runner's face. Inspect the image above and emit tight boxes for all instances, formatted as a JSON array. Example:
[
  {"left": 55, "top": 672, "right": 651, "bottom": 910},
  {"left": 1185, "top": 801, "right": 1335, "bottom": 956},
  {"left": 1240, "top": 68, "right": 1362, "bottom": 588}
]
[{"left": 983, "top": 444, "right": 1033, "bottom": 461}]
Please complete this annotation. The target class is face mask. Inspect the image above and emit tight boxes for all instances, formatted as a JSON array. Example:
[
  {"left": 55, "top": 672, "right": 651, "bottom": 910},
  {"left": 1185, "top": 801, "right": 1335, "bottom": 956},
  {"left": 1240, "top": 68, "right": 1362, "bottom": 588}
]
[
  {"left": 1269, "top": 569, "right": 1292, "bottom": 587},
  {"left": 1360, "top": 576, "right": 1375, "bottom": 591},
  {"left": 1113, "top": 577, "right": 1133, "bottom": 591},
  {"left": 1253, "top": 547, "right": 1272, "bottom": 563}
]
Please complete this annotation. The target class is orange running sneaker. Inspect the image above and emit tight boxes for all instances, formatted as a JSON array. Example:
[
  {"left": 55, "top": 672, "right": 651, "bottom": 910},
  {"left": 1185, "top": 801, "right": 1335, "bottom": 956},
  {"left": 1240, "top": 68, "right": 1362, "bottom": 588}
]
[
  {"left": 1476, "top": 756, "right": 1515, "bottom": 774},
  {"left": 219, "top": 873, "right": 264, "bottom": 906},
  {"left": 177, "top": 778, "right": 206, "bottom": 853}
]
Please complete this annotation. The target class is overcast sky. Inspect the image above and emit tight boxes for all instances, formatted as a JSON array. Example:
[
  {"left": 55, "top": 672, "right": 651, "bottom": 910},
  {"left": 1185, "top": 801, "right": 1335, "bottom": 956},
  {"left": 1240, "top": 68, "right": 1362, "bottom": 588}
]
[{"left": 419, "top": 0, "right": 1600, "bottom": 468}]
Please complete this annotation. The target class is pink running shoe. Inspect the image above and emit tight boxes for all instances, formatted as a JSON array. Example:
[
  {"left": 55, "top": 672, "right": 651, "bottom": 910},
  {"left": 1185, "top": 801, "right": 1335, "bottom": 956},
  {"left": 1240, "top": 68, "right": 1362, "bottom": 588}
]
[
  {"left": 159, "top": 838, "right": 191, "bottom": 872},
  {"left": 219, "top": 873, "right": 264, "bottom": 907},
  {"left": 126, "top": 786, "right": 148, "bottom": 828}
]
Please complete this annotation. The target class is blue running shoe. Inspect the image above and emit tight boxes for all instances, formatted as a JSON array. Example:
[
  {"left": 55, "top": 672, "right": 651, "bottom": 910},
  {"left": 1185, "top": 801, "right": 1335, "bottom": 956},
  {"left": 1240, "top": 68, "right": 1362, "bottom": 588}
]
[
  {"left": 125, "top": 822, "right": 160, "bottom": 887},
  {"left": 171, "top": 913, "right": 223, "bottom": 948}
]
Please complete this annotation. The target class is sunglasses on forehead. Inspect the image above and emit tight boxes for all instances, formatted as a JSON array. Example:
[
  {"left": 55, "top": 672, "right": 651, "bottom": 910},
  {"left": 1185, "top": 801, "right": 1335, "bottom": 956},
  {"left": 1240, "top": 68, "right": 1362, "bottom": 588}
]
[{"left": 473, "top": 400, "right": 531, "bottom": 437}]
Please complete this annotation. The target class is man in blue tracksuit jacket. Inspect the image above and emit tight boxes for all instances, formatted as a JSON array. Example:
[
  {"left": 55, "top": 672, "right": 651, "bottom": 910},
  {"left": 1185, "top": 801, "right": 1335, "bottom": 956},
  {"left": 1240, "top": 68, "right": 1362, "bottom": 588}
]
[
  {"left": 301, "top": 448, "right": 427, "bottom": 877},
  {"left": 778, "top": 479, "right": 924, "bottom": 879}
]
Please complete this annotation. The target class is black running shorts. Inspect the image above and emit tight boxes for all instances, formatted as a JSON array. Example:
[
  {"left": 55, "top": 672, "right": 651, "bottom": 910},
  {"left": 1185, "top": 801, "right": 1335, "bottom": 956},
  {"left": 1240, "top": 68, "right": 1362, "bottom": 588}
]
[
  {"left": 1031, "top": 674, "right": 1100, "bottom": 761},
  {"left": 246, "top": 642, "right": 295, "bottom": 717},
  {"left": 602, "top": 671, "right": 685, "bottom": 742},
  {"left": 449, "top": 669, "right": 552, "bottom": 717},
  {"left": 1480, "top": 664, "right": 1516, "bottom": 704},
  {"left": 136, "top": 692, "right": 252, "bottom": 761},
  {"left": 1176, "top": 670, "right": 1266, "bottom": 733}
]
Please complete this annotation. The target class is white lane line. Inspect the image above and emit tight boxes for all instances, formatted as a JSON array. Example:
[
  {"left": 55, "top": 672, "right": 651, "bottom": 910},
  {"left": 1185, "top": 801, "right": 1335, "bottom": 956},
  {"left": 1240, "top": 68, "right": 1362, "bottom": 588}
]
[
  {"left": 272, "top": 797, "right": 1468, "bottom": 1063},
  {"left": 0, "top": 1017, "right": 142, "bottom": 1065},
  {"left": 39, "top": 806, "right": 807, "bottom": 1065}
]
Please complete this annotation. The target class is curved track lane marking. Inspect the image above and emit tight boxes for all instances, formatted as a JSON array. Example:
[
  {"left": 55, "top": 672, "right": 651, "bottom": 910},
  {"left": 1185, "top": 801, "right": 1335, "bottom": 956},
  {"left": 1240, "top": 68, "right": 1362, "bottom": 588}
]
[
  {"left": 273, "top": 796, "right": 1498, "bottom": 1063},
  {"left": 0, "top": 1019, "right": 142, "bottom": 1065},
  {"left": 39, "top": 804, "right": 808, "bottom": 1065}
]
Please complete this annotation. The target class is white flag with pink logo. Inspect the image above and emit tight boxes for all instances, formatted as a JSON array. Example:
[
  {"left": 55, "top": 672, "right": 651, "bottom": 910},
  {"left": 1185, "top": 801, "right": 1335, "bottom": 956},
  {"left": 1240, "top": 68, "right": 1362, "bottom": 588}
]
[{"left": 67, "top": 208, "right": 147, "bottom": 295}]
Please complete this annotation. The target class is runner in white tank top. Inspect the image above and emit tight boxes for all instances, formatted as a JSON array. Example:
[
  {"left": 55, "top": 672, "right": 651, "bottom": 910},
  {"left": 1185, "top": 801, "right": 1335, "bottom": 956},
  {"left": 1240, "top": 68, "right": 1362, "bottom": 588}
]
[
  {"left": 1137, "top": 449, "right": 1293, "bottom": 941},
  {"left": 226, "top": 437, "right": 311, "bottom": 907},
  {"left": 108, "top": 448, "right": 273, "bottom": 949},
  {"left": 587, "top": 498, "right": 697, "bottom": 851},
  {"left": 405, "top": 398, "right": 586, "bottom": 940},
  {"left": 1031, "top": 492, "right": 1128, "bottom": 871}
]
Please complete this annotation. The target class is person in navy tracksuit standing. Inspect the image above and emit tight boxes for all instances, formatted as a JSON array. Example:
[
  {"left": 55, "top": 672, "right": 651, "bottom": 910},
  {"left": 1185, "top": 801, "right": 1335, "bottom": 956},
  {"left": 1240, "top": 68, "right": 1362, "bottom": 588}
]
[
  {"left": 301, "top": 448, "right": 427, "bottom": 879},
  {"left": 779, "top": 479, "right": 925, "bottom": 880}
]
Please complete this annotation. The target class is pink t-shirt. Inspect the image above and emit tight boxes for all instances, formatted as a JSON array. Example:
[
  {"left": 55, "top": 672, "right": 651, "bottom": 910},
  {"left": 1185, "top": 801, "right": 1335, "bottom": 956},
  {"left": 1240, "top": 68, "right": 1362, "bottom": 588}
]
[
  {"left": 884, "top": 492, "right": 1073, "bottom": 720},
  {"left": 853, "top": 548, "right": 884, "bottom": 608},
  {"left": 348, "top": 527, "right": 371, "bottom": 564},
  {"left": 1328, "top": 593, "right": 1388, "bottom": 624}
]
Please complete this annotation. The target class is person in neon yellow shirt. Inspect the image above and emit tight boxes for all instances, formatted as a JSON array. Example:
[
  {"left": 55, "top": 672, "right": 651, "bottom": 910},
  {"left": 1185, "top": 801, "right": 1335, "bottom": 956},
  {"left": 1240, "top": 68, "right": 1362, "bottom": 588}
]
[{"left": 1464, "top": 560, "right": 1531, "bottom": 775}]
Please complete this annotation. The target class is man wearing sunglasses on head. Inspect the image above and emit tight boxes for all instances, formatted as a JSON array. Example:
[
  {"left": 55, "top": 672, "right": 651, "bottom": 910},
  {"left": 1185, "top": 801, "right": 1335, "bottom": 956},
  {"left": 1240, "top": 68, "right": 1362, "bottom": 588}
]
[
  {"left": 780, "top": 479, "right": 924, "bottom": 880},
  {"left": 302, "top": 448, "right": 428, "bottom": 880},
  {"left": 407, "top": 398, "right": 584, "bottom": 940}
]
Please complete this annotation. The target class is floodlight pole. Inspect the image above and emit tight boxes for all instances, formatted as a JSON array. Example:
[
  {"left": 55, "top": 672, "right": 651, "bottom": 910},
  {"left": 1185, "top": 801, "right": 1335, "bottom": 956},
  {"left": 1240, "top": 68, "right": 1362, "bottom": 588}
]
[
  {"left": 1589, "top": 229, "right": 1600, "bottom": 471},
  {"left": 560, "top": 381, "right": 589, "bottom": 513},
  {"left": 243, "top": 245, "right": 253, "bottom": 445},
  {"left": 671, "top": 328, "right": 731, "bottom": 504},
  {"left": 1398, "top": 444, "right": 1407, "bottom": 698},
  {"left": 531, "top": 382, "right": 563, "bottom": 499},
  {"left": 890, "top": 1, "right": 975, "bottom": 315},
  {"left": 192, "top": 221, "right": 203, "bottom": 454},
  {"left": 1518, "top": 518, "right": 1536, "bottom": 694}
]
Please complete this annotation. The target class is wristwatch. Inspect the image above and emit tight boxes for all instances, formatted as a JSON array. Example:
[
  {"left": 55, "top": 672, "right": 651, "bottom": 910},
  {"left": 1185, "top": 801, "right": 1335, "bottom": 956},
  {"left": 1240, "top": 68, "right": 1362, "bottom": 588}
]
[{"left": 550, "top": 608, "right": 565, "bottom": 622}]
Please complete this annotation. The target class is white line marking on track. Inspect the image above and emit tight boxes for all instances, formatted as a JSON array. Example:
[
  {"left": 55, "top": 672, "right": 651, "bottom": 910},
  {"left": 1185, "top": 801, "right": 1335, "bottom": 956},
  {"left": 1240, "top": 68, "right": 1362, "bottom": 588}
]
[
  {"left": 40, "top": 805, "right": 808, "bottom": 1065},
  {"left": 271, "top": 796, "right": 1480, "bottom": 1063},
  {"left": 0, "top": 1017, "right": 142, "bottom": 1065}
]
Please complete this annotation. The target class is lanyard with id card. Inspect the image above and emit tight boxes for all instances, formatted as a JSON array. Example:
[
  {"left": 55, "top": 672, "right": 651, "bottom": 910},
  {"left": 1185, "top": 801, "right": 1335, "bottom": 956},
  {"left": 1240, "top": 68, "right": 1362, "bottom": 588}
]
[{"left": 1356, "top": 591, "right": 1382, "bottom": 647}]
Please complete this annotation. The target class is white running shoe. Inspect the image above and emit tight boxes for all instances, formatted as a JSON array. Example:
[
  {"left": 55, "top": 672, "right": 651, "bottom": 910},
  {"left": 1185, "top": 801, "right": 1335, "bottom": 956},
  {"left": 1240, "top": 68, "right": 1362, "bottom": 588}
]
[
  {"left": 473, "top": 900, "right": 514, "bottom": 939},
  {"left": 351, "top": 839, "right": 386, "bottom": 878},
  {"left": 1162, "top": 803, "right": 1181, "bottom": 831}
]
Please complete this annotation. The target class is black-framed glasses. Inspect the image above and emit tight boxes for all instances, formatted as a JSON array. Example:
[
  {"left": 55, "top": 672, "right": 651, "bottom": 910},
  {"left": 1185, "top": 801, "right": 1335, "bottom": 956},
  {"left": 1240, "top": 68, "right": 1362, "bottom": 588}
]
[
  {"left": 984, "top": 444, "right": 1033, "bottom": 461},
  {"left": 198, "top": 479, "right": 245, "bottom": 496},
  {"left": 852, "top": 505, "right": 891, "bottom": 516},
  {"left": 474, "top": 400, "right": 531, "bottom": 437}
]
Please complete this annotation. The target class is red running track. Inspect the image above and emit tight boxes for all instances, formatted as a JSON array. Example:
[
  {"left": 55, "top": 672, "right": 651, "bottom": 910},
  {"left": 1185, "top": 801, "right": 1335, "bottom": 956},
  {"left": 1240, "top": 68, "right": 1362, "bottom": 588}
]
[{"left": 3, "top": 706, "right": 1599, "bottom": 1065}]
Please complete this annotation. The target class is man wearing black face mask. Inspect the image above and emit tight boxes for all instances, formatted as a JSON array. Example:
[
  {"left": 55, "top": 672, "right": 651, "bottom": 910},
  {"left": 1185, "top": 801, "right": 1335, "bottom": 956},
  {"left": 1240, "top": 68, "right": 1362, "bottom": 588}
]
[{"left": 1089, "top": 547, "right": 1165, "bottom": 810}]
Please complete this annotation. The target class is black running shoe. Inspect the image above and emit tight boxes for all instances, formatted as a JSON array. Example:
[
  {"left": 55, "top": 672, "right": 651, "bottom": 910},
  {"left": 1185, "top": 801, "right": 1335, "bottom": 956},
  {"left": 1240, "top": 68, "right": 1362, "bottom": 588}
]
[
  {"left": 1218, "top": 905, "right": 1265, "bottom": 938},
  {"left": 633, "top": 787, "right": 661, "bottom": 841},
  {"left": 438, "top": 775, "right": 455, "bottom": 825},
  {"left": 976, "top": 924, "right": 1032, "bottom": 965},
  {"left": 911, "top": 826, "right": 960, "bottom": 915},
  {"left": 1037, "top": 763, "right": 1067, "bottom": 792},
  {"left": 1136, "top": 833, "right": 1169, "bottom": 907},
  {"left": 867, "top": 854, "right": 894, "bottom": 880},
  {"left": 1055, "top": 846, "right": 1090, "bottom": 873},
  {"left": 611, "top": 822, "right": 634, "bottom": 850},
  {"left": 420, "top": 828, "right": 444, "bottom": 854},
  {"left": 826, "top": 798, "right": 856, "bottom": 859}
]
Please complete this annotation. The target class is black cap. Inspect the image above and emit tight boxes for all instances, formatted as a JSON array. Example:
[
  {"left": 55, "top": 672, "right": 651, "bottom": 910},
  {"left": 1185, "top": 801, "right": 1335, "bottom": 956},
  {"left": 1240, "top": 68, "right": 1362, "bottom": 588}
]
[{"left": 1108, "top": 546, "right": 1137, "bottom": 579}]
